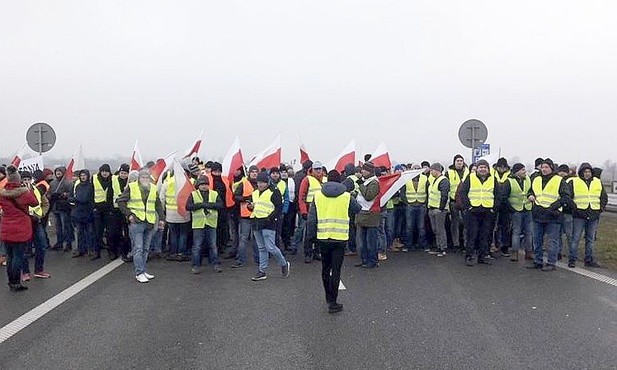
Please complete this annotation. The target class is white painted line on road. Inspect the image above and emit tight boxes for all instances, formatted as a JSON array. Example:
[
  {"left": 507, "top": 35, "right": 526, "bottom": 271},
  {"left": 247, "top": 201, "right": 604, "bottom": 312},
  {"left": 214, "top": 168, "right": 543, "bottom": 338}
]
[
  {"left": 339, "top": 280, "right": 346, "bottom": 290},
  {"left": 556, "top": 262, "right": 617, "bottom": 288},
  {"left": 0, "top": 259, "right": 124, "bottom": 344}
]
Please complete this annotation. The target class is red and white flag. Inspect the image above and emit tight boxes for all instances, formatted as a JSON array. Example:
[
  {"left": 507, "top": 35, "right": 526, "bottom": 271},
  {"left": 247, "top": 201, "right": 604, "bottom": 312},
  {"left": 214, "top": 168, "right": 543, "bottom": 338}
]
[
  {"left": 248, "top": 134, "right": 281, "bottom": 170},
  {"left": 325, "top": 139, "right": 355, "bottom": 173},
  {"left": 66, "top": 144, "right": 85, "bottom": 176},
  {"left": 182, "top": 129, "right": 204, "bottom": 159},
  {"left": 130, "top": 140, "right": 143, "bottom": 171},
  {"left": 10, "top": 143, "right": 28, "bottom": 167},
  {"left": 173, "top": 158, "right": 195, "bottom": 218},
  {"left": 375, "top": 169, "right": 425, "bottom": 209},
  {"left": 370, "top": 142, "right": 392, "bottom": 169},
  {"left": 221, "top": 136, "right": 245, "bottom": 181},
  {"left": 151, "top": 151, "right": 178, "bottom": 185},
  {"left": 300, "top": 143, "right": 310, "bottom": 164}
]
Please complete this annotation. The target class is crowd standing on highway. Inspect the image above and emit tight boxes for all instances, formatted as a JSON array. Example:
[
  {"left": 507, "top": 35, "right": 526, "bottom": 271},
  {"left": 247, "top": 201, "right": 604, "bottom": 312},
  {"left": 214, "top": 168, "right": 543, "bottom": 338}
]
[{"left": 0, "top": 153, "right": 609, "bottom": 313}]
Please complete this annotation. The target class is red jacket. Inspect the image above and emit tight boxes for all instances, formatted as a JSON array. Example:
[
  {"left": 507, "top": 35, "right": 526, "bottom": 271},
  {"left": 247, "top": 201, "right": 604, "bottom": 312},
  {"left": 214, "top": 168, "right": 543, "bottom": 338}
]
[{"left": 0, "top": 182, "right": 39, "bottom": 243}]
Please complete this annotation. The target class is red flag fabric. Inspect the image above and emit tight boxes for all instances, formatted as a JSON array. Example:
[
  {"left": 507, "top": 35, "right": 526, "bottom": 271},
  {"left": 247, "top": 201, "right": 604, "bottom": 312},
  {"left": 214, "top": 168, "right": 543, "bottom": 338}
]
[
  {"left": 182, "top": 130, "right": 204, "bottom": 159},
  {"left": 130, "top": 140, "right": 143, "bottom": 171},
  {"left": 300, "top": 144, "right": 310, "bottom": 164},
  {"left": 325, "top": 139, "right": 355, "bottom": 173},
  {"left": 370, "top": 142, "right": 392, "bottom": 169},
  {"left": 10, "top": 143, "right": 28, "bottom": 167},
  {"left": 222, "top": 136, "right": 245, "bottom": 181},
  {"left": 248, "top": 134, "right": 281, "bottom": 170},
  {"left": 173, "top": 158, "right": 195, "bottom": 218},
  {"left": 373, "top": 169, "right": 425, "bottom": 210},
  {"left": 151, "top": 151, "right": 177, "bottom": 185}
]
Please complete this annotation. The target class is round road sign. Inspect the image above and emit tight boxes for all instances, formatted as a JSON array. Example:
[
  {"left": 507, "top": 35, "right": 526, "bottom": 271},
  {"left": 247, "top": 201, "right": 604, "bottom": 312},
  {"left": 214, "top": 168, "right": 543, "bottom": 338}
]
[
  {"left": 26, "top": 122, "right": 56, "bottom": 154},
  {"left": 458, "top": 119, "right": 488, "bottom": 149}
]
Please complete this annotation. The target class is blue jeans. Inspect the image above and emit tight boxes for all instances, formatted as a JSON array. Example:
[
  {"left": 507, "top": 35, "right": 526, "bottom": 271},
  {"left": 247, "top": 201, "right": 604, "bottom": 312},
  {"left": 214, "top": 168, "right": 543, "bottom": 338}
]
[
  {"left": 75, "top": 221, "right": 93, "bottom": 254},
  {"left": 533, "top": 221, "right": 561, "bottom": 266},
  {"left": 192, "top": 227, "right": 219, "bottom": 267},
  {"left": 511, "top": 211, "right": 532, "bottom": 252},
  {"left": 356, "top": 225, "right": 379, "bottom": 267},
  {"left": 234, "top": 218, "right": 253, "bottom": 265},
  {"left": 150, "top": 228, "right": 163, "bottom": 254},
  {"left": 53, "top": 211, "right": 74, "bottom": 245},
  {"left": 129, "top": 222, "right": 156, "bottom": 275},
  {"left": 570, "top": 217, "right": 599, "bottom": 263},
  {"left": 405, "top": 205, "right": 426, "bottom": 249},
  {"left": 5, "top": 242, "right": 26, "bottom": 285},
  {"left": 168, "top": 222, "right": 190, "bottom": 256},
  {"left": 254, "top": 228, "right": 287, "bottom": 273},
  {"left": 559, "top": 213, "right": 573, "bottom": 254},
  {"left": 23, "top": 222, "right": 49, "bottom": 273}
]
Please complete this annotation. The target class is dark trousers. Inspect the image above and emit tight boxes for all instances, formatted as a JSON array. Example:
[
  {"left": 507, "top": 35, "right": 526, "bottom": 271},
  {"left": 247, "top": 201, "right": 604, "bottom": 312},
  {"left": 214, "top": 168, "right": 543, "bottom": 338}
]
[
  {"left": 109, "top": 210, "right": 129, "bottom": 257},
  {"left": 275, "top": 216, "right": 285, "bottom": 251},
  {"left": 94, "top": 209, "right": 113, "bottom": 255},
  {"left": 6, "top": 242, "right": 26, "bottom": 286},
  {"left": 319, "top": 240, "right": 345, "bottom": 304},
  {"left": 466, "top": 211, "right": 495, "bottom": 259},
  {"left": 282, "top": 203, "right": 297, "bottom": 248},
  {"left": 216, "top": 209, "right": 230, "bottom": 253},
  {"left": 495, "top": 209, "right": 511, "bottom": 252}
]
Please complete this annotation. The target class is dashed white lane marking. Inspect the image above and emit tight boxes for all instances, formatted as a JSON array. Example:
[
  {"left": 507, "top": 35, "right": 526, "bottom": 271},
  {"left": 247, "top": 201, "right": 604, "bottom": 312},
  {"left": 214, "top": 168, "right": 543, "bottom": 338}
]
[
  {"left": 555, "top": 262, "right": 617, "bottom": 288},
  {"left": 0, "top": 259, "right": 124, "bottom": 344},
  {"left": 339, "top": 280, "right": 346, "bottom": 290}
]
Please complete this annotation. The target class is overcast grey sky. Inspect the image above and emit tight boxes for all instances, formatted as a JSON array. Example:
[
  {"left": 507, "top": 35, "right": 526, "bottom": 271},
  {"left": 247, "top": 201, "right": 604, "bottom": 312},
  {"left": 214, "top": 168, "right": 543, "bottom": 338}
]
[{"left": 1, "top": 0, "right": 616, "bottom": 166}]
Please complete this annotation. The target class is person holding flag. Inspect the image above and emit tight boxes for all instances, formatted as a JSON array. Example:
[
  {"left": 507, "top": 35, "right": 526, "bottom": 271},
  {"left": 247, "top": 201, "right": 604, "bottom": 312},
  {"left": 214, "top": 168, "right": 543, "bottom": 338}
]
[
  {"left": 117, "top": 169, "right": 165, "bottom": 283},
  {"left": 48, "top": 166, "right": 74, "bottom": 252},
  {"left": 354, "top": 162, "right": 381, "bottom": 269}
]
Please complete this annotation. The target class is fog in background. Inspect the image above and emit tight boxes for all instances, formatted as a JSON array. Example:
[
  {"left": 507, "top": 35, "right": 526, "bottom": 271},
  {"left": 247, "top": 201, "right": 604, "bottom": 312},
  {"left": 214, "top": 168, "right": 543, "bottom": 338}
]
[{"left": 1, "top": 0, "right": 616, "bottom": 167}]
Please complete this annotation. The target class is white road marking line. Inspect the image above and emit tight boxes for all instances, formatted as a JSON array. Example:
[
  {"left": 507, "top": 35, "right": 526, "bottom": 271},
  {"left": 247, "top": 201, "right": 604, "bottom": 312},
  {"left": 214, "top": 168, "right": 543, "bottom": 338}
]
[
  {"left": 0, "top": 259, "right": 124, "bottom": 344},
  {"left": 338, "top": 280, "right": 346, "bottom": 290},
  {"left": 556, "top": 262, "right": 617, "bottom": 288}
]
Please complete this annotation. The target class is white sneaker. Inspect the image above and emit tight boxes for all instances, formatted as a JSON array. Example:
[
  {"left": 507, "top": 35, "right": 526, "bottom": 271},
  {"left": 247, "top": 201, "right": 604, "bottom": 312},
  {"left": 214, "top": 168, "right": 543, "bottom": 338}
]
[
  {"left": 144, "top": 272, "right": 155, "bottom": 280},
  {"left": 437, "top": 251, "right": 447, "bottom": 257},
  {"left": 135, "top": 274, "right": 149, "bottom": 283}
]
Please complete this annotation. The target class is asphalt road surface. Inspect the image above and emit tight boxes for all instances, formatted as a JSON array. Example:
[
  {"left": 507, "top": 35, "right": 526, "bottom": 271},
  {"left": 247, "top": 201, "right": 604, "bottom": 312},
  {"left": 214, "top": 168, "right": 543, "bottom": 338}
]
[{"left": 1, "top": 249, "right": 616, "bottom": 370}]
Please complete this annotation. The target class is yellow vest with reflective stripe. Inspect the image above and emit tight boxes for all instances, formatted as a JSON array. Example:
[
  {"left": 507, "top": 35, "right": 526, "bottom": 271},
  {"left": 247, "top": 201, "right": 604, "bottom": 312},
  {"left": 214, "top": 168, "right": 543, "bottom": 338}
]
[
  {"left": 276, "top": 180, "right": 287, "bottom": 200},
  {"left": 405, "top": 175, "right": 427, "bottom": 204},
  {"left": 347, "top": 175, "right": 360, "bottom": 196},
  {"left": 306, "top": 176, "right": 322, "bottom": 203},
  {"left": 251, "top": 189, "right": 275, "bottom": 219},
  {"left": 314, "top": 191, "right": 351, "bottom": 241},
  {"left": 191, "top": 189, "right": 219, "bottom": 229},
  {"left": 508, "top": 177, "right": 531, "bottom": 211},
  {"left": 112, "top": 175, "right": 122, "bottom": 208},
  {"left": 469, "top": 173, "right": 495, "bottom": 208},
  {"left": 165, "top": 175, "right": 178, "bottom": 212},
  {"left": 127, "top": 182, "right": 157, "bottom": 223},
  {"left": 29, "top": 187, "right": 43, "bottom": 218},
  {"left": 447, "top": 168, "right": 469, "bottom": 200},
  {"left": 532, "top": 175, "right": 562, "bottom": 209},
  {"left": 572, "top": 177, "right": 602, "bottom": 210},
  {"left": 92, "top": 175, "right": 109, "bottom": 204},
  {"left": 428, "top": 176, "right": 447, "bottom": 208}
]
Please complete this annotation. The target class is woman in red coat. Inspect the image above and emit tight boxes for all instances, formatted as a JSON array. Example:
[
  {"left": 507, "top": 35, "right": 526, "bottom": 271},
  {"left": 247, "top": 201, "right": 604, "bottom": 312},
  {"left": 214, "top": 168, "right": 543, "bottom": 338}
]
[{"left": 0, "top": 166, "right": 39, "bottom": 292}]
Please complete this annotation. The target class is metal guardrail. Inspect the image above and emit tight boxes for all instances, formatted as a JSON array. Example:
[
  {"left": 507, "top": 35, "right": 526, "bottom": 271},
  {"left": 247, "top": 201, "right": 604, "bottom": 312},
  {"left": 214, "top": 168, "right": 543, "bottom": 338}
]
[{"left": 606, "top": 194, "right": 617, "bottom": 213}]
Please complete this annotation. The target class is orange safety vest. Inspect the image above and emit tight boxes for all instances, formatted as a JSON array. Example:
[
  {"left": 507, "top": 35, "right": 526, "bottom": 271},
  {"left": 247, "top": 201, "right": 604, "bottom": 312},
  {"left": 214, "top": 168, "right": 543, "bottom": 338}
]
[
  {"left": 35, "top": 180, "right": 50, "bottom": 194},
  {"left": 234, "top": 178, "right": 255, "bottom": 218},
  {"left": 206, "top": 174, "right": 235, "bottom": 208}
]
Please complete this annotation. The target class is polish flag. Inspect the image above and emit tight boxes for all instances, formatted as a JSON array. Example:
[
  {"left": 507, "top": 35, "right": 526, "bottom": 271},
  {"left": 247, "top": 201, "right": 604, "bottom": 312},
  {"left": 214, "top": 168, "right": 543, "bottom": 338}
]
[
  {"left": 370, "top": 142, "right": 392, "bottom": 169},
  {"left": 151, "top": 151, "right": 178, "bottom": 185},
  {"left": 300, "top": 143, "right": 311, "bottom": 164},
  {"left": 10, "top": 143, "right": 28, "bottom": 167},
  {"left": 375, "top": 169, "right": 425, "bottom": 209},
  {"left": 173, "top": 158, "right": 195, "bottom": 218},
  {"left": 325, "top": 139, "right": 355, "bottom": 173},
  {"left": 222, "top": 136, "right": 245, "bottom": 181},
  {"left": 248, "top": 134, "right": 281, "bottom": 170},
  {"left": 130, "top": 140, "right": 143, "bottom": 171},
  {"left": 182, "top": 129, "right": 204, "bottom": 159},
  {"left": 66, "top": 144, "right": 85, "bottom": 176}
]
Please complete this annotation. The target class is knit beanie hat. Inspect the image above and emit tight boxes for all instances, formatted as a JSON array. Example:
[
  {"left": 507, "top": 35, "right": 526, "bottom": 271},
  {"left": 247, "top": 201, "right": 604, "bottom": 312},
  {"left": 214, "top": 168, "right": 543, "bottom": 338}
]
[
  {"left": 99, "top": 164, "right": 111, "bottom": 173},
  {"left": 429, "top": 163, "right": 442, "bottom": 172},
  {"left": 475, "top": 159, "right": 490, "bottom": 168},
  {"left": 119, "top": 164, "right": 130, "bottom": 173},
  {"left": 6, "top": 165, "right": 20, "bottom": 183},
  {"left": 327, "top": 170, "right": 341, "bottom": 183},
  {"left": 511, "top": 163, "right": 525, "bottom": 174},
  {"left": 256, "top": 171, "right": 269, "bottom": 183},
  {"left": 362, "top": 162, "right": 375, "bottom": 173}
]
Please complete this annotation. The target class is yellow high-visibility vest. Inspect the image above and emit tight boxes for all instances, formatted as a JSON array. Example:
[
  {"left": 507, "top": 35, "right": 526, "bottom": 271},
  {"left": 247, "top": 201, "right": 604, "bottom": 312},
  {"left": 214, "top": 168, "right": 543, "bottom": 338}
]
[
  {"left": 190, "top": 189, "right": 219, "bottom": 229},
  {"left": 494, "top": 170, "right": 511, "bottom": 184},
  {"left": 306, "top": 176, "right": 322, "bottom": 203},
  {"left": 314, "top": 191, "right": 351, "bottom": 241},
  {"left": 532, "top": 175, "right": 562, "bottom": 209},
  {"left": 508, "top": 177, "right": 531, "bottom": 211},
  {"left": 469, "top": 173, "right": 495, "bottom": 208},
  {"left": 428, "top": 175, "right": 447, "bottom": 209},
  {"left": 111, "top": 175, "right": 122, "bottom": 208},
  {"left": 572, "top": 177, "right": 602, "bottom": 210},
  {"left": 127, "top": 182, "right": 157, "bottom": 223},
  {"left": 251, "top": 188, "right": 275, "bottom": 219},
  {"left": 347, "top": 175, "right": 360, "bottom": 196},
  {"left": 447, "top": 168, "right": 469, "bottom": 200},
  {"left": 276, "top": 180, "right": 287, "bottom": 200},
  {"left": 165, "top": 175, "right": 178, "bottom": 212},
  {"left": 29, "top": 187, "right": 43, "bottom": 218},
  {"left": 93, "top": 175, "right": 110, "bottom": 204},
  {"left": 405, "top": 174, "right": 428, "bottom": 204}
]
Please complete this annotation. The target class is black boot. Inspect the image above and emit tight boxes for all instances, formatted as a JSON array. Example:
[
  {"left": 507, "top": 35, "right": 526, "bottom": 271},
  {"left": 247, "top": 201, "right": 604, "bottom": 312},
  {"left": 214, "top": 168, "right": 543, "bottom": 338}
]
[{"left": 9, "top": 283, "right": 28, "bottom": 292}]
